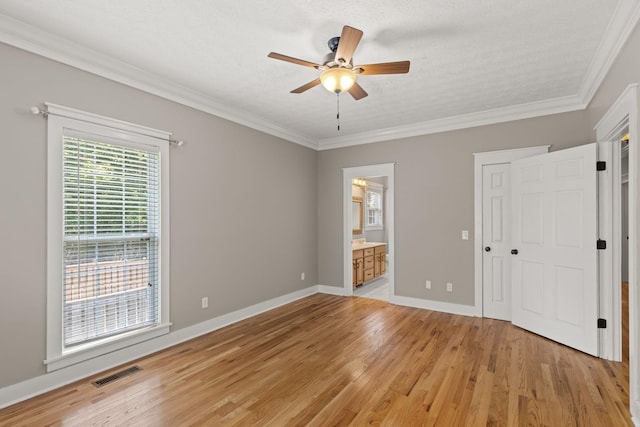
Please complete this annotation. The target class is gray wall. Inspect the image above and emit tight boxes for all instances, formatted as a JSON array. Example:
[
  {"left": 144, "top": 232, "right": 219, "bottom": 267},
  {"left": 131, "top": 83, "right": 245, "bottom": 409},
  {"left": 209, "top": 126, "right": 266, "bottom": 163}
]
[
  {"left": 317, "top": 20, "right": 640, "bottom": 306},
  {"left": 317, "top": 113, "right": 593, "bottom": 304},
  {"left": 0, "top": 43, "right": 318, "bottom": 388},
  {"left": 1, "top": 18, "right": 639, "bottom": 393}
]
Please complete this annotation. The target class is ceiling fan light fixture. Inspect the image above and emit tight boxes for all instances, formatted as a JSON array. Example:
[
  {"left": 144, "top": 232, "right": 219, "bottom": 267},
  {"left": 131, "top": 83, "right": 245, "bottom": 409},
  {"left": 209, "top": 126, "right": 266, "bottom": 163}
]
[{"left": 320, "top": 67, "right": 356, "bottom": 94}]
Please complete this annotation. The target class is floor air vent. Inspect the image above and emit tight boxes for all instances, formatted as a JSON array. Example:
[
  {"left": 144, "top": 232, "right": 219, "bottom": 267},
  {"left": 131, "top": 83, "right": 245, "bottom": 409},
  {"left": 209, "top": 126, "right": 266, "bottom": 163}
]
[{"left": 92, "top": 365, "right": 142, "bottom": 388}]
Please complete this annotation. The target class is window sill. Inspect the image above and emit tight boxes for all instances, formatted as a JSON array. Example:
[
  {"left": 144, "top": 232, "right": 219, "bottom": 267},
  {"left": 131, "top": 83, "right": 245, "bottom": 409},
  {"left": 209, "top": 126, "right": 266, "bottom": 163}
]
[
  {"left": 365, "top": 225, "right": 384, "bottom": 231},
  {"left": 45, "top": 323, "right": 171, "bottom": 372}
]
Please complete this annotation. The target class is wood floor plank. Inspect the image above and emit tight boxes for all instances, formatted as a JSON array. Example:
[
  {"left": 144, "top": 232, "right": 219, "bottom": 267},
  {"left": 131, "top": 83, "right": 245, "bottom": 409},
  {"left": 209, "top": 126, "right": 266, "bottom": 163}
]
[{"left": 0, "top": 293, "right": 632, "bottom": 426}]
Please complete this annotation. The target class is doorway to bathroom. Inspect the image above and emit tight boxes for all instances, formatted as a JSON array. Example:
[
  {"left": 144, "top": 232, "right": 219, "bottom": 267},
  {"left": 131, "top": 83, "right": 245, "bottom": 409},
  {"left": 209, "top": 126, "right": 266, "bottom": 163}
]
[{"left": 342, "top": 163, "right": 395, "bottom": 300}]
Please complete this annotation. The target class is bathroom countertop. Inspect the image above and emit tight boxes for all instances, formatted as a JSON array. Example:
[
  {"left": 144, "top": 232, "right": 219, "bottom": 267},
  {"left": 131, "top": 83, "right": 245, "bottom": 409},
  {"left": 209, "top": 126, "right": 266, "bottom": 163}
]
[{"left": 351, "top": 241, "right": 386, "bottom": 251}]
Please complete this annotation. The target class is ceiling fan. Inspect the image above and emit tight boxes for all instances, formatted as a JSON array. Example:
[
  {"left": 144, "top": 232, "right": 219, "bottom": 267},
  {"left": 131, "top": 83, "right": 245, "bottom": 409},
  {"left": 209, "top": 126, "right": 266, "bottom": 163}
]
[{"left": 268, "top": 25, "right": 410, "bottom": 101}]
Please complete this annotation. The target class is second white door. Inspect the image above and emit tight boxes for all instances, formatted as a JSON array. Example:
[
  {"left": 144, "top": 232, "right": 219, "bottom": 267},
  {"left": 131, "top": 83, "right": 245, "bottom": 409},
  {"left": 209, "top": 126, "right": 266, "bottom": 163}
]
[{"left": 482, "top": 163, "right": 512, "bottom": 321}]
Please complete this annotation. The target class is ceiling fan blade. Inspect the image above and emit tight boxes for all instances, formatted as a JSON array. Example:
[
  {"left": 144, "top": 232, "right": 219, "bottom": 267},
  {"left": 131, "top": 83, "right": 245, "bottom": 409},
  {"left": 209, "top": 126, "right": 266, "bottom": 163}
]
[
  {"left": 291, "top": 78, "right": 321, "bottom": 94},
  {"left": 355, "top": 61, "right": 410, "bottom": 75},
  {"left": 348, "top": 82, "right": 368, "bottom": 100},
  {"left": 335, "top": 25, "right": 363, "bottom": 65},
  {"left": 268, "top": 52, "right": 320, "bottom": 68}
]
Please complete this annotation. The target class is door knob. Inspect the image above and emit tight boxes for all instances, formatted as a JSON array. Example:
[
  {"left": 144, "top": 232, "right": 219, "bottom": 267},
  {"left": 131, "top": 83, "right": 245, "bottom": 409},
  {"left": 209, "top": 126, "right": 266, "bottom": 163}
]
[
  {"left": 484, "top": 246, "right": 491, "bottom": 252},
  {"left": 511, "top": 249, "right": 519, "bottom": 255}
]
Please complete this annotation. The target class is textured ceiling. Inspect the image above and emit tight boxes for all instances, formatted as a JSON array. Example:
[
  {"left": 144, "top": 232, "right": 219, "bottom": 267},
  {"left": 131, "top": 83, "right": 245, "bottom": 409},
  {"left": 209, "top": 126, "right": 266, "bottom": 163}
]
[{"left": 0, "top": 0, "right": 639, "bottom": 149}]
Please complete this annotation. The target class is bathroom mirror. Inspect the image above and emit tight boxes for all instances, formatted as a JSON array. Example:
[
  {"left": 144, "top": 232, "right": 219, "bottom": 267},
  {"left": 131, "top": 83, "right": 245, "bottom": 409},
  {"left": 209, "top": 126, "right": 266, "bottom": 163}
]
[{"left": 352, "top": 197, "right": 363, "bottom": 235}]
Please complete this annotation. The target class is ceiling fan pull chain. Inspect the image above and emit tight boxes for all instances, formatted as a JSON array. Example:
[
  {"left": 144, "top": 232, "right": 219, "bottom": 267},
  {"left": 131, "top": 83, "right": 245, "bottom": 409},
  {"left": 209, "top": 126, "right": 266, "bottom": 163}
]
[{"left": 337, "top": 94, "right": 341, "bottom": 131}]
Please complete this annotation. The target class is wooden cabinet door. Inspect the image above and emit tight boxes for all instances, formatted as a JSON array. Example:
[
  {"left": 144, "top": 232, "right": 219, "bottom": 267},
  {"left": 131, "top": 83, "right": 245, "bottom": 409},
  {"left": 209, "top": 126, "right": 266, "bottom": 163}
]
[
  {"left": 352, "top": 250, "right": 364, "bottom": 286},
  {"left": 352, "top": 259, "right": 358, "bottom": 286},
  {"left": 356, "top": 259, "right": 364, "bottom": 285},
  {"left": 374, "top": 245, "right": 386, "bottom": 276},
  {"left": 374, "top": 254, "right": 382, "bottom": 276}
]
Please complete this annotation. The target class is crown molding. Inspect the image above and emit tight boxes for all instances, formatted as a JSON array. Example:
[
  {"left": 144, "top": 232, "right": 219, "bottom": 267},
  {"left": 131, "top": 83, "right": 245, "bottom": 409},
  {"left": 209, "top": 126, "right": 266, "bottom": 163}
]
[
  {"left": 0, "top": 14, "right": 318, "bottom": 150},
  {"left": 318, "top": 0, "right": 640, "bottom": 150},
  {"left": 1, "top": 1, "right": 638, "bottom": 152},
  {"left": 578, "top": 0, "right": 640, "bottom": 106},
  {"left": 316, "top": 95, "right": 586, "bottom": 150}
]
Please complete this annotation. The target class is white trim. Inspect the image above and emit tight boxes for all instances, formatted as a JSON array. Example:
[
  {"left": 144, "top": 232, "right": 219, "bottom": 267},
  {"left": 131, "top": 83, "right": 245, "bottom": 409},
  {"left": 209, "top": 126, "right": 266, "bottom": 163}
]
[
  {"left": 316, "top": 284, "right": 349, "bottom": 296},
  {"left": 595, "top": 84, "right": 640, "bottom": 132},
  {"left": 597, "top": 140, "right": 618, "bottom": 361},
  {"left": 578, "top": 0, "right": 640, "bottom": 105},
  {"left": 0, "top": 286, "right": 319, "bottom": 409},
  {"left": 318, "top": 97, "right": 584, "bottom": 150},
  {"left": 473, "top": 145, "right": 550, "bottom": 317},
  {"left": 595, "top": 84, "right": 639, "bottom": 421},
  {"left": 596, "top": 86, "right": 637, "bottom": 362},
  {"left": 389, "top": 295, "right": 476, "bottom": 317},
  {"left": 2, "top": 2, "right": 638, "bottom": 151},
  {"left": 0, "top": 281, "right": 494, "bottom": 409},
  {"left": 46, "top": 105, "right": 171, "bottom": 372},
  {"left": 46, "top": 103, "right": 171, "bottom": 140},
  {"left": 343, "top": 164, "right": 395, "bottom": 298},
  {"left": 0, "top": 15, "right": 317, "bottom": 150},
  {"left": 45, "top": 324, "right": 172, "bottom": 373}
]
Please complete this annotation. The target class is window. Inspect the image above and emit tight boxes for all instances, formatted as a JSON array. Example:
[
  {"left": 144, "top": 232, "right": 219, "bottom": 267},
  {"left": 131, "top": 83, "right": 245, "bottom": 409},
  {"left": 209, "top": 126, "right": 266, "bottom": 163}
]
[
  {"left": 46, "top": 104, "right": 171, "bottom": 371},
  {"left": 365, "top": 182, "right": 384, "bottom": 230}
]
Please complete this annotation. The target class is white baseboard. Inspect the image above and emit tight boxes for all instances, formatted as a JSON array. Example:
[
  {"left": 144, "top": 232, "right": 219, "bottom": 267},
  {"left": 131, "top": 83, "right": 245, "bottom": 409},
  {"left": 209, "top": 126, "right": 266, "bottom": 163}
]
[
  {"left": 316, "top": 284, "right": 349, "bottom": 296},
  {"left": 317, "top": 284, "right": 477, "bottom": 319},
  {"left": 0, "top": 285, "right": 319, "bottom": 409},
  {"left": 632, "top": 400, "right": 640, "bottom": 426},
  {"left": 389, "top": 295, "right": 476, "bottom": 317},
  {"left": 1, "top": 284, "right": 477, "bottom": 409}
]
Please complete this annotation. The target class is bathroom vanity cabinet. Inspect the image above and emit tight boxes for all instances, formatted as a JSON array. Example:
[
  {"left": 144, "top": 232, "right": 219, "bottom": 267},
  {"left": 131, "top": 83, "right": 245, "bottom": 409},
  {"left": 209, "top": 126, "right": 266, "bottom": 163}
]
[{"left": 352, "top": 242, "right": 386, "bottom": 287}]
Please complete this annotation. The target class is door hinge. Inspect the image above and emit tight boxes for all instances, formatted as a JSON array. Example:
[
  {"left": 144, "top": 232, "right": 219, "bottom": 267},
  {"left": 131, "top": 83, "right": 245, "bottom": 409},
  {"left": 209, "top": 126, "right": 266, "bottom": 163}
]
[
  {"left": 596, "top": 161, "right": 606, "bottom": 171},
  {"left": 597, "top": 239, "right": 607, "bottom": 250},
  {"left": 598, "top": 318, "right": 607, "bottom": 329}
]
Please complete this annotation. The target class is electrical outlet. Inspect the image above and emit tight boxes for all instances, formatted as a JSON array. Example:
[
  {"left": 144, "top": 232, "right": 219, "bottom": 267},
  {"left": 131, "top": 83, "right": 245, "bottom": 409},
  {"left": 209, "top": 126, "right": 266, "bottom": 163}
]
[
  {"left": 301, "top": 272, "right": 305, "bottom": 280},
  {"left": 446, "top": 282, "right": 453, "bottom": 292},
  {"left": 425, "top": 280, "right": 431, "bottom": 289},
  {"left": 201, "top": 297, "right": 208, "bottom": 309}
]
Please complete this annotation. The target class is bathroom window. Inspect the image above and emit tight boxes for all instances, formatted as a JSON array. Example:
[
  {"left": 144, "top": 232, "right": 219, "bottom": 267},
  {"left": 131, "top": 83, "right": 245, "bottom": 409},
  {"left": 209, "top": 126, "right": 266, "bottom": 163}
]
[{"left": 365, "top": 182, "right": 383, "bottom": 230}]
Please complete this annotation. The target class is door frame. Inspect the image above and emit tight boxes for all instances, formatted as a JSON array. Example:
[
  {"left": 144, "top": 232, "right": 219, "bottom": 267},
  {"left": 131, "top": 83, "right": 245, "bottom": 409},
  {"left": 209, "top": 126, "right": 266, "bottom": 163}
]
[
  {"left": 473, "top": 145, "right": 550, "bottom": 317},
  {"left": 594, "top": 84, "right": 638, "bottom": 418},
  {"left": 343, "top": 163, "right": 395, "bottom": 296}
]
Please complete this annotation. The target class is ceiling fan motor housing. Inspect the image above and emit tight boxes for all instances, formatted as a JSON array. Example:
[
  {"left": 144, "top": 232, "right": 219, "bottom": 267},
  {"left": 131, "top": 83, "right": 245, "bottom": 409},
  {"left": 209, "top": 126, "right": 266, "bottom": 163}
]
[
  {"left": 321, "top": 52, "right": 353, "bottom": 70},
  {"left": 328, "top": 36, "right": 340, "bottom": 52}
]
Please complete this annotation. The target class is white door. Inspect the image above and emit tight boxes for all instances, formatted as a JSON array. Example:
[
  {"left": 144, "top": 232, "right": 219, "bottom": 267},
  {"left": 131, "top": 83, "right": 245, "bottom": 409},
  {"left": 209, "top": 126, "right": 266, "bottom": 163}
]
[
  {"left": 510, "top": 143, "right": 598, "bottom": 356},
  {"left": 482, "top": 163, "right": 512, "bottom": 320}
]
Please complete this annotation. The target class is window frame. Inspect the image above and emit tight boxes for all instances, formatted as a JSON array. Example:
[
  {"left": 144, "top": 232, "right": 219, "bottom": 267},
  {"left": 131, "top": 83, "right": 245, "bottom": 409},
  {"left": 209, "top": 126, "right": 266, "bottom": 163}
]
[
  {"left": 365, "top": 182, "right": 384, "bottom": 231},
  {"left": 46, "top": 103, "right": 171, "bottom": 372}
]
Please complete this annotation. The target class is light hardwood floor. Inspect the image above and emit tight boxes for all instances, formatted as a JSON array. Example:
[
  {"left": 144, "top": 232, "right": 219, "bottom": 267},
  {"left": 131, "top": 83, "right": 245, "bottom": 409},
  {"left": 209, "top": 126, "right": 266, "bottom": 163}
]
[{"left": 0, "top": 293, "right": 631, "bottom": 426}]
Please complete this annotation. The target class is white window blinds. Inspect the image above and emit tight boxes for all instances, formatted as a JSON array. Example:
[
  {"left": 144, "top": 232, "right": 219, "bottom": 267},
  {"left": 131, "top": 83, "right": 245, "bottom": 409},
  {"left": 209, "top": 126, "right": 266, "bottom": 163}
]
[{"left": 63, "top": 136, "right": 160, "bottom": 347}]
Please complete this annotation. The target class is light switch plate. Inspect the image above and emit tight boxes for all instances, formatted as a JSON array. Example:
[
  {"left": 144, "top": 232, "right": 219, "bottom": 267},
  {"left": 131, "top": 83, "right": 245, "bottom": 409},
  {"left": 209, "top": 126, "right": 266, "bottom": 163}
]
[{"left": 461, "top": 230, "right": 469, "bottom": 240}]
